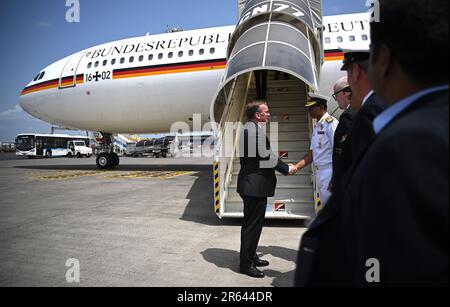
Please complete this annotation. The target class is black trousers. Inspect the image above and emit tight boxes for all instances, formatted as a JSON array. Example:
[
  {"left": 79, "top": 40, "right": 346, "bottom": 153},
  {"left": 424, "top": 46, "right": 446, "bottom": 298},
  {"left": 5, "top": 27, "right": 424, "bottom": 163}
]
[{"left": 240, "top": 196, "right": 267, "bottom": 269}]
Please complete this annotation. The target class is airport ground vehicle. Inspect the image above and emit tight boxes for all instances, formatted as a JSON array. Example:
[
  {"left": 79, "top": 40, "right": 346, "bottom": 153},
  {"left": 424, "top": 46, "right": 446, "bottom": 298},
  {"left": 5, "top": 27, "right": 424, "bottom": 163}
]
[
  {"left": 0, "top": 142, "right": 15, "bottom": 153},
  {"left": 15, "top": 134, "right": 91, "bottom": 158},
  {"left": 130, "top": 136, "right": 175, "bottom": 158},
  {"left": 132, "top": 139, "right": 155, "bottom": 157},
  {"left": 67, "top": 140, "right": 93, "bottom": 158},
  {"left": 152, "top": 136, "right": 175, "bottom": 158}
]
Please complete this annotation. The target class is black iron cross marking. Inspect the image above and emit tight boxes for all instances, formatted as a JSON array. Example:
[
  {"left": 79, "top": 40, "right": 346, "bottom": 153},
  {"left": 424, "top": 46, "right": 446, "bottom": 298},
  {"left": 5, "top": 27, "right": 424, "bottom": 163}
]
[{"left": 93, "top": 72, "right": 101, "bottom": 82}]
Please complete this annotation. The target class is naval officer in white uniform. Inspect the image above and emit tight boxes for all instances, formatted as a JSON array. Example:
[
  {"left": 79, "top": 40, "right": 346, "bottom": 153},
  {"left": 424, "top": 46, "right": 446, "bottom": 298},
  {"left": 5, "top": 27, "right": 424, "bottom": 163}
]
[{"left": 291, "top": 93, "right": 338, "bottom": 208}]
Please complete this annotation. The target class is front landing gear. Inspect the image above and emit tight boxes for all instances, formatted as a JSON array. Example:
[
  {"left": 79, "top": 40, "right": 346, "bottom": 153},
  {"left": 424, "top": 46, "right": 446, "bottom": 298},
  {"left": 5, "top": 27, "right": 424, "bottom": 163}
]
[
  {"left": 95, "top": 132, "right": 120, "bottom": 170},
  {"left": 96, "top": 152, "right": 119, "bottom": 169}
]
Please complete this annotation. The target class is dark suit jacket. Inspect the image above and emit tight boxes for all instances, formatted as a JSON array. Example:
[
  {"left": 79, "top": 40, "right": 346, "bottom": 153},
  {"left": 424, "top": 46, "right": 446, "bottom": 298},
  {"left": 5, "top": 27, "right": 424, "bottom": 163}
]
[
  {"left": 295, "top": 89, "right": 449, "bottom": 287},
  {"left": 237, "top": 121, "right": 289, "bottom": 198},
  {"left": 332, "top": 108, "right": 354, "bottom": 187},
  {"left": 335, "top": 94, "right": 386, "bottom": 194},
  {"left": 347, "top": 93, "right": 386, "bottom": 166}
]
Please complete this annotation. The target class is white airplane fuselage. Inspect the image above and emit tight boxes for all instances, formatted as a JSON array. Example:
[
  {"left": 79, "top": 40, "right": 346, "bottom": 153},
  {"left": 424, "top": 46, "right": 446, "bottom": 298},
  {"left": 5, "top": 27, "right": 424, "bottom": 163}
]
[{"left": 19, "top": 14, "right": 370, "bottom": 133}]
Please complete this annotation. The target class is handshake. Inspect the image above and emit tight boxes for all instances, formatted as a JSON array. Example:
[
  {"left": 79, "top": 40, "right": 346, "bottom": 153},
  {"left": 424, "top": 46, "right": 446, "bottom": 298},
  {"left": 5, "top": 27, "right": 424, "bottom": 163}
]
[{"left": 288, "top": 164, "right": 299, "bottom": 176}]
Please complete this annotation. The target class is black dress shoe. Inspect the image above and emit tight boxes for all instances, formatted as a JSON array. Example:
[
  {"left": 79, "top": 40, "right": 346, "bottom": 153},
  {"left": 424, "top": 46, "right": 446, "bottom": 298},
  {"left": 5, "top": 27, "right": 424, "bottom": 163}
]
[
  {"left": 240, "top": 266, "right": 265, "bottom": 278},
  {"left": 254, "top": 259, "right": 269, "bottom": 267}
]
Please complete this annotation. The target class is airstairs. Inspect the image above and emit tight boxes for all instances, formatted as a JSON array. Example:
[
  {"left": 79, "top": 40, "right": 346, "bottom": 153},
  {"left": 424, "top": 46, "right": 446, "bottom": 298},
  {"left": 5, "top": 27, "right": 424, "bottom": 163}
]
[{"left": 211, "top": 0, "right": 324, "bottom": 219}]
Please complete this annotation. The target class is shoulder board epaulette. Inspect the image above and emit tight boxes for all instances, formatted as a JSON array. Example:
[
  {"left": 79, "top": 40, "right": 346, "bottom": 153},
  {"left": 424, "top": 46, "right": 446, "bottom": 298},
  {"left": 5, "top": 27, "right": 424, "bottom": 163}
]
[{"left": 326, "top": 116, "right": 334, "bottom": 123}]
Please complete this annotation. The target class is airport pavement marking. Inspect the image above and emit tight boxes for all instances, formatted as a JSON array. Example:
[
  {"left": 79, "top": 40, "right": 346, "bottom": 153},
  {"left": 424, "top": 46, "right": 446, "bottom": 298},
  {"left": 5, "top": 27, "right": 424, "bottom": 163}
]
[
  {"left": 31, "top": 170, "right": 197, "bottom": 181},
  {"left": 100, "top": 171, "right": 197, "bottom": 179},
  {"left": 31, "top": 170, "right": 108, "bottom": 181}
]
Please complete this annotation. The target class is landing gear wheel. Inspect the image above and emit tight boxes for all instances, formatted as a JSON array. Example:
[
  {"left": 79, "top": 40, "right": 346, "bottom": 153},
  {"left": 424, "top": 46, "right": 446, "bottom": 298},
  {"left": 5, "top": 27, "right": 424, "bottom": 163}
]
[
  {"left": 96, "top": 153, "right": 112, "bottom": 169},
  {"left": 96, "top": 153, "right": 120, "bottom": 169}
]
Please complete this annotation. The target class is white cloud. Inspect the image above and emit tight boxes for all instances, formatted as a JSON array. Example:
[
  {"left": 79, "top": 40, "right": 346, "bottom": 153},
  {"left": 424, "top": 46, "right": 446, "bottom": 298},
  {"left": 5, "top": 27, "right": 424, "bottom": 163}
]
[{"left": 0, "top": 105, "right": 22, "bottom": 117}]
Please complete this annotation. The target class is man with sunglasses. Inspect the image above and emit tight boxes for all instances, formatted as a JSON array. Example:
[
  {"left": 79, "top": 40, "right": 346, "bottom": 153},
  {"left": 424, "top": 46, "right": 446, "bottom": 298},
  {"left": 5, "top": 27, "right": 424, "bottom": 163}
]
[
  {"left": 329, "top": 77, "right": 354, "bottom": 193},
  {"left": 339, "top": 43, "right": 386, "bottom": 175}
]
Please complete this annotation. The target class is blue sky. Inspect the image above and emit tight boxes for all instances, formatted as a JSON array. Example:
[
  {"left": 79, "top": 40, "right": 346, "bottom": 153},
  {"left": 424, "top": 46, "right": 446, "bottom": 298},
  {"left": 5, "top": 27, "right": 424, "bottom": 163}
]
[{"left": 0, "top": 0, "right": 367, "bottom": 141}]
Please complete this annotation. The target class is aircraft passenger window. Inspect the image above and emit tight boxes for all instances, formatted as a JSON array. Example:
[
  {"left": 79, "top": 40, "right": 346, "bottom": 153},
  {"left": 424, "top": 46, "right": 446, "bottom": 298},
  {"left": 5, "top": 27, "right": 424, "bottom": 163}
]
[
  {"left": 158, "top": 53, "right": 163, "bottom": 60},
  {"left": 129, "top": 56, "right": 134, "bottom": 63},
  {"left": 139, "top": 55, "right": 144, "bottom": 62},
  {"left": 349, "top": 35, "right": 355, "bottom": 42},
  {"left": 94, "top": 61, "right": 99, "bottom": 67},
  {"left": 337, "top": 36, "right": 343, "bottom": 43},
  {"left": 103, "top": 60, "right": 107, "bottom": 66},
  {"left": 168, "top": 52, "right": 173, "bottom": 59},
  {"left": 199, "top": 49, "right": 205, "bottom": 55},
  {"left": 148, "top": 54, "right": 153, "bottom": 61},
  {"left": 178, "top": 51, "right": 183, "bottom": 57},
  {"left": 111, "top": 59, "right": 116, "bottom": 65},
  {"left": 120, "top": 58, "right": 125, "bottom": 64},
  {"left": 210, "top": 48, "right": 215, "bottom": 54},
  {"left": 189, "top": 50, "right": 194, "bottom": 56},
  {"left": 362, "top": 34, "right": 368, "bottom": 41},
  {"left": 325, "top": 37, "right": 331, "bottom": 44},
  {"left": 38, "top": 72, "right": 45, "bottom": 80},
  {"left": 87, "top": 62, "right": 92, "bottom": 69}
]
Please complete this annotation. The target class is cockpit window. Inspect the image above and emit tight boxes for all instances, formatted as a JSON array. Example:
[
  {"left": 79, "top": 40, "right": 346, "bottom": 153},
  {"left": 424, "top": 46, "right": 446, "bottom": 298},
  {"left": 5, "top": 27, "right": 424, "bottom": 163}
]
[{"left": 33, "top": 71, "right": 45, "bottom": 82}]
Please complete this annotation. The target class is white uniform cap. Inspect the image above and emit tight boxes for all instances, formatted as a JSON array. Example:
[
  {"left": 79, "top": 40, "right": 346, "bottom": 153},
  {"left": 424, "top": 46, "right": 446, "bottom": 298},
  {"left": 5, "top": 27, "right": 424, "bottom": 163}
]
[
  {"left": 339, "top": 41, "right": 371, "bottom": 71},
  {"left": 306, "top": 92, "right": 330, "bottom": 107}
]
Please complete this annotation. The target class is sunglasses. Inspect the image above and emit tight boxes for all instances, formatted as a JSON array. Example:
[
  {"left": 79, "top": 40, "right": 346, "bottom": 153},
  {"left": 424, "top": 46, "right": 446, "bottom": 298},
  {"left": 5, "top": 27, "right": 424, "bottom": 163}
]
[{"left": 332, "top": 86, "right": 352, "bottom": 100}]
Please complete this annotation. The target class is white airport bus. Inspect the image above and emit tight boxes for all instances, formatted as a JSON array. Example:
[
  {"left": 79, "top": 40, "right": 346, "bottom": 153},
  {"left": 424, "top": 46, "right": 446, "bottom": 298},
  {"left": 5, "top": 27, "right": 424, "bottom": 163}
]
[{"left": 15, "top": 134, "right": 91, "bottom": 158}]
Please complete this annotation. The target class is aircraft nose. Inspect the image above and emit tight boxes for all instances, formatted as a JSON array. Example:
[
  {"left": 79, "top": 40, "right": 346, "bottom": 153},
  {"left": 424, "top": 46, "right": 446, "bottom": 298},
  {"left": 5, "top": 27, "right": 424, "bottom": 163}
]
[
  {"left": 18, "top": 82, "right": 43, "bottom": 120},
  {"left": 18, "top": 92, "right": 34, "bottom": 116}
]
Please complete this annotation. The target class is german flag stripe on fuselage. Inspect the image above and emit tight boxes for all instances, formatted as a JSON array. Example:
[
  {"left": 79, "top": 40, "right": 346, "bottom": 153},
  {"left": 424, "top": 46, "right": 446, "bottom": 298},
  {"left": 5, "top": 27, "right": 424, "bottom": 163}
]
[
  {"left": 21, "top": 75, "right": 84, "bottom": 96},
  {"left": 324, "top": 49, "right": 344, "bottom": 62},
  {"left": 113, "top": 59, "right": 227, "bottom": 80},
  {"left": 21, "top": 53, "right": 342, "bottom": 96},
  {"left": 20, "top": 59, "right": 227, "bottom": 96}
]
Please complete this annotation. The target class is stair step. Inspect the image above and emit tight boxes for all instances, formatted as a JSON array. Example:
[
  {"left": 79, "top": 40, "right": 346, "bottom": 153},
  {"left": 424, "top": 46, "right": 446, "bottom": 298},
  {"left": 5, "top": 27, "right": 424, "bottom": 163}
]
[
  {"left": 269, "top": 140, "right": 311, "bottom": 151},
  {"left": 271, "top": 131, "right": 311, "bottom": 140},
  {"left": 233, "top": 160, "right": 313, "bottom": 172},
  {"left": 268, "top": 99, "right": 306, "bottom": 108},
  {"left": 224, "top": 197, "right": 315, "bottom": 217},
  {"left": 270, "top": 109, "right": 308, "bottom": 116},
  {"left": 270, "top": 115, "right": 308, "bottom": 123},
  {"left": 230, "top": 173, "right": 312, "bottom": 185},
  {"left": 228, "top": 184, "right": 314, "bottom": 200}
]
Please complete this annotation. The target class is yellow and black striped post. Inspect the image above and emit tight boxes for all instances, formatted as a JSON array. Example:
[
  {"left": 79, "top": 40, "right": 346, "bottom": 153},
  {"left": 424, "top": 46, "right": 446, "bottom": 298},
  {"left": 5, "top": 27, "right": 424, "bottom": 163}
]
[{"left": 213, "top": 161, "right": 220, "bottom": 213}]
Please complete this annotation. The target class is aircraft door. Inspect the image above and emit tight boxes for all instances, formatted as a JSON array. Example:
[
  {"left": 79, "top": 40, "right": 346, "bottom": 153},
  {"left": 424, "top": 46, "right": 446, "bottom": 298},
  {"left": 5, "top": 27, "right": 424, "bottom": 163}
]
[{"left": 59, "top": 52, "right": 85, "bottom": 89}]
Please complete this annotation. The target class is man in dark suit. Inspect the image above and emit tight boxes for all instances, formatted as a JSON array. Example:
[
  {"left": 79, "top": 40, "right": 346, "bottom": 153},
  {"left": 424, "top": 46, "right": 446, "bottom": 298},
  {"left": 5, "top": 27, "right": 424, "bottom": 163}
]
[
  {"left": 237, "top": 101, "right": 293, "bottom": 278},
  {"left": 336, "top": 43, "right": 386, "bottom": 192},
  {"left": 329, "top": 77, "right": 354, "bottom": 193},
  {"left": 296, "top": 0, "right": 448, "bottom": 286}
]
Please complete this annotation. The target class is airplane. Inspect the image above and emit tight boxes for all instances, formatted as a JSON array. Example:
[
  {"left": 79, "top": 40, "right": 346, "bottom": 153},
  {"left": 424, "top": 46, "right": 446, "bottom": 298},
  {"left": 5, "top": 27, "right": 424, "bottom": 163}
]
[{"left": 18, "top": 9, "right": 370, "bottom": 169}]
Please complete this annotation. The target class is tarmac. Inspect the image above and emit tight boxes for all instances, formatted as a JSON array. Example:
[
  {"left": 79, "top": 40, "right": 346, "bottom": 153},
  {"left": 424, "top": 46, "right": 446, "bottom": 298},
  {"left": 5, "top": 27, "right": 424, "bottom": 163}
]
[{"left": 0, "top": 153, "right": 308, "bottom": 287}]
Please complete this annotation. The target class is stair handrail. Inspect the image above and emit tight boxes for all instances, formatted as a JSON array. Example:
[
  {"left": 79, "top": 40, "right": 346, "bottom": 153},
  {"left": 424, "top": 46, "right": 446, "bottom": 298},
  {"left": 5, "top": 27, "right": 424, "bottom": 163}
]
[{"left": 222, "top": 74, "right": 252, "bottom": 192}]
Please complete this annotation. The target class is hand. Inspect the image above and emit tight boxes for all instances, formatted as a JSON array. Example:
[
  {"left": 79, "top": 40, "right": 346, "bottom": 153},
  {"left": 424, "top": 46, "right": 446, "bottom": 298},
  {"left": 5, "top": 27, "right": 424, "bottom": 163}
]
[{"left": 289, "top": 164, "right": 298, "bottom": 175}]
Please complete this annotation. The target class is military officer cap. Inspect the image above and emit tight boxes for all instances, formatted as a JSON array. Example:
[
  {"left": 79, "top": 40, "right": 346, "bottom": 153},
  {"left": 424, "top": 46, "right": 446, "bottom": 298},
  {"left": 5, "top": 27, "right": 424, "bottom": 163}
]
[
  {"left": 339, "top": 41, "right": 370, "bottom": 71},
  {"left": 305, "top": 92, "right": 329, "bottom": 108}
]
